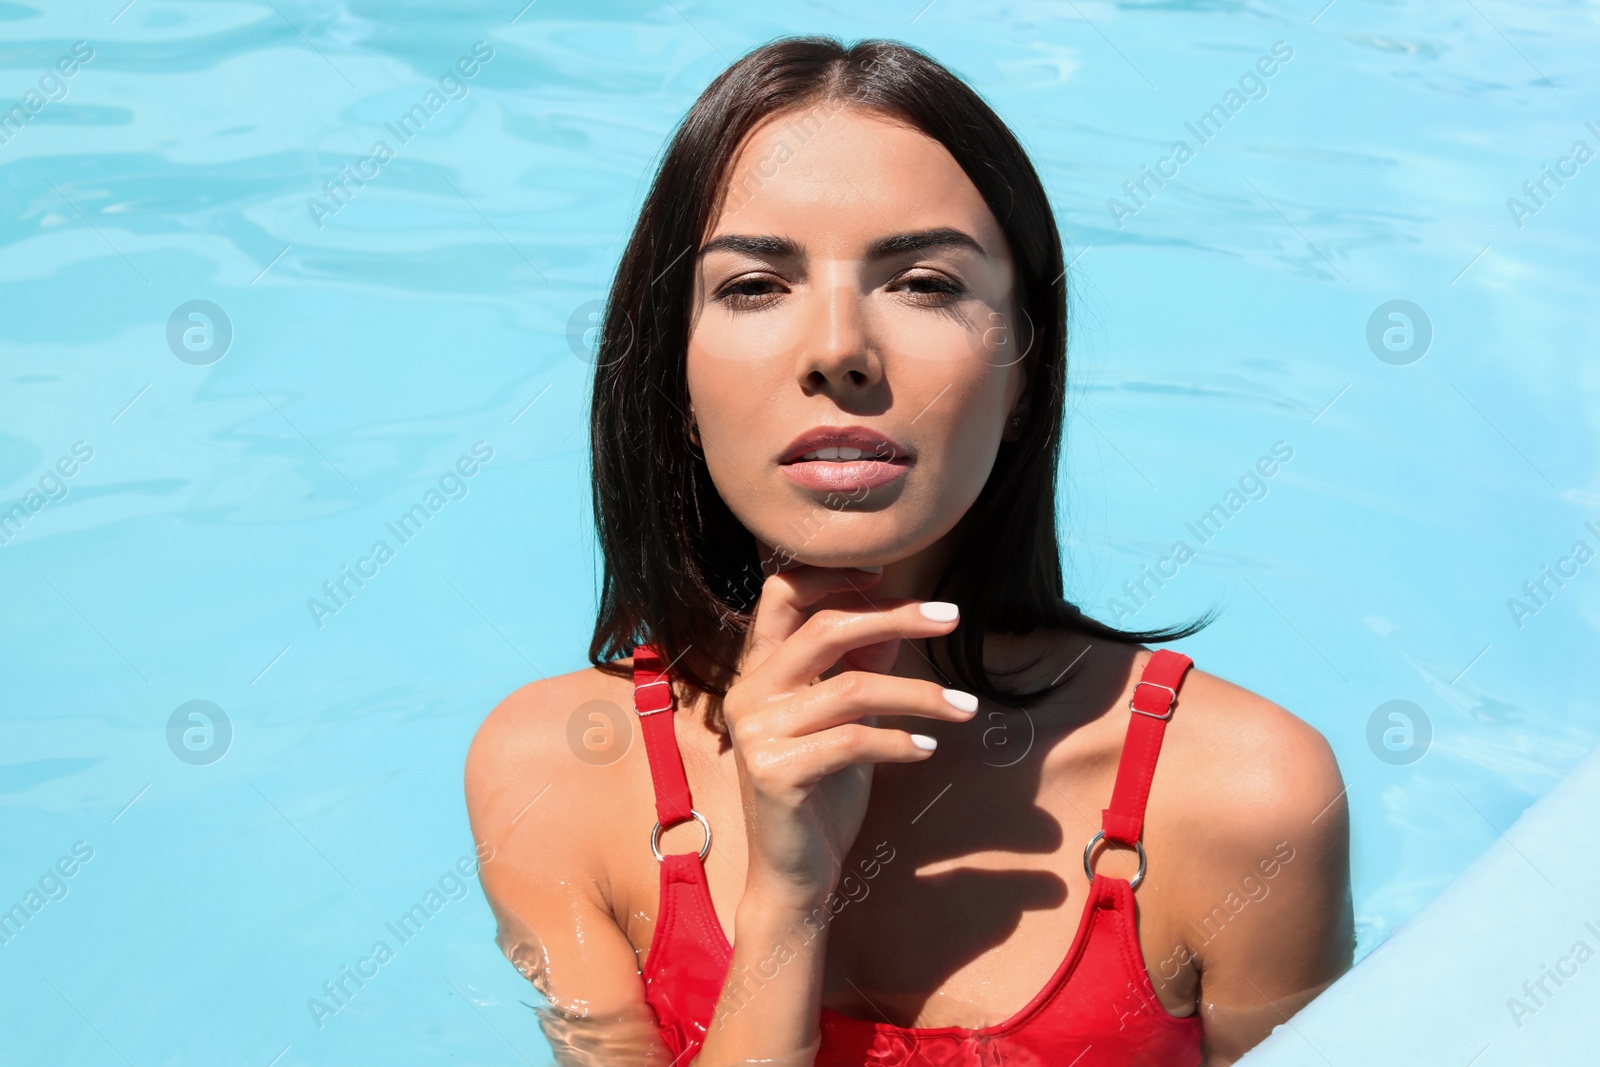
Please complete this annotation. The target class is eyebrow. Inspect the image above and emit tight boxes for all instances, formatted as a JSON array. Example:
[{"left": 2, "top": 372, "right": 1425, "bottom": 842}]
[{"left": 698, "top": 226, "right": 986, "bottom": 261}]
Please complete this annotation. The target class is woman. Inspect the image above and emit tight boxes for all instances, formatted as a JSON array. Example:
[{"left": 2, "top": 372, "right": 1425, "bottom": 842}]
[{"left": 465, "top": 35, "right": 1352, "bottom": 1067}]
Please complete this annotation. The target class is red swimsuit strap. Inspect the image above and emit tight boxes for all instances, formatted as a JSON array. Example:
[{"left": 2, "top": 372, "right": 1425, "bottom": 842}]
[
  {"left": 635, "top": 643, "right": 1191, "bottom": 846},
  {"left": 633, "top": 643, "right": 695, "bottom": 827},
  {"left": 1100, "top": 648, "right": 1194, "bottom": 847}
]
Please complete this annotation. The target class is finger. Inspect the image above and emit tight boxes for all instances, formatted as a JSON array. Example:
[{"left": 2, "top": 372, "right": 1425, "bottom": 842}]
[
  {"left": 743, "top": 565, "right": 884, "bottom": 677},
  {"left": 757, "top": 598, "right": 960, "bottom": 691},
  {"left": 831, "top": 635, "right": 901, "bottom": 679},
  {"left": 810, "top": 583, "right": 903, "bottom": 679},
  {"left": 780, "top": 672, "right": 978, "bottom": 737},
  {"left": 790, "top": 721, "right": 940, "bottom": 785}
]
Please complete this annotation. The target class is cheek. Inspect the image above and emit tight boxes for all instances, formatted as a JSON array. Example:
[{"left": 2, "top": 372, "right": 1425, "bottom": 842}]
[
  {"left": 685, "top": 334, "right": 787, "bottom": 502},
  {"left": 686, "top": 333, "right": 786, "bottom": 436},
  {"left": 686, "top": 298, "right": 797, "bottom": 393},
  {"left": 876, "top": 300, "right": 1005, "bottom": 372},
  {"left": 922, "top": 369, "right": 1009, "bottom": 482}
]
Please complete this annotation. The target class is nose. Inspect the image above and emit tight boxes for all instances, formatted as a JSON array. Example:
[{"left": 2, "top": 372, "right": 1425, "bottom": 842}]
[{"left": 797, "top": 265, "right": 880, "bottom": 394}]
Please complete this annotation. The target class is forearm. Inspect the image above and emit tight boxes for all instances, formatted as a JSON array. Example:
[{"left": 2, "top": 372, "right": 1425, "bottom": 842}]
[{"left": 689, "top": 885, "right": 833, "bottom": 1067}]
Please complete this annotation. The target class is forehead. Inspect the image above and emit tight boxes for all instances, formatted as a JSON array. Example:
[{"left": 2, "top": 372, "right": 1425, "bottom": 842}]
[{"left": 706, "top": 106, "right": 1007, "bottom": 257}]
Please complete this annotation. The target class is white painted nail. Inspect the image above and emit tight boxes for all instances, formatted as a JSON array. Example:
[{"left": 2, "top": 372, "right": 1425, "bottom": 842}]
[
  {"left": 919, "top": 601, "right": 959, "bottom": 622},
  {"left": 911, "top": 734, "right": 937, "bottom": 751},
  {"left": 943, "top": 689, "right": 979, "bottom": 713}
]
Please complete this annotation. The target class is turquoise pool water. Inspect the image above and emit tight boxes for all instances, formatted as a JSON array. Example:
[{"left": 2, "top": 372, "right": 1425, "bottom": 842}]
[{"left": 2, "top": 1, "right": 1596, "bottom": 1063}]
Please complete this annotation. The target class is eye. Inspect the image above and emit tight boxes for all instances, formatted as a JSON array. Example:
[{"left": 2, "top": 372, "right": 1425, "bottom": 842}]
[
  {"left": 715, "top": 275, "right": 785, "bottom": 313},
  {"left": 894, "top": 271, "right": 968, "bottom": 306}
]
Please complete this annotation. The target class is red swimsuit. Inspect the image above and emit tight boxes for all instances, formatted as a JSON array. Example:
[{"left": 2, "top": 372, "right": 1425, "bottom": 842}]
[{"left": 631, "top": 644, "right": 1205, "bottom": 1066}]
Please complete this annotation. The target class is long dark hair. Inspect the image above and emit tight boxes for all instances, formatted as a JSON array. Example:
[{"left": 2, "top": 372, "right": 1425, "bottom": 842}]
[{"left": 587, "top": 35, "right": 1211, "bottom": 737}]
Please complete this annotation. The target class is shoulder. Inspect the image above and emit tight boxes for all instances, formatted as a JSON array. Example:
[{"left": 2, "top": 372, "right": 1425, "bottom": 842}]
[
  {"left": 467, "top": 664, "right": 593, "bottom": 802},
  {"left": 1148, "top": 653, "right": 1356, "bottom": 1016},
  {"left": 465, "top": 660, "right": 627, "bottom": 786},
  {"left": 1158, "top": 655, "right": 1346, "bottom": 843},
  {"left": 464, "top": 660, "right": 641, "bottom": 892},
  {"left": 463, "top": 662, "right": 676, "bottom": 1018},
  {"left": 1147, "top": 652, "right": 1352, "bottom": 957}
]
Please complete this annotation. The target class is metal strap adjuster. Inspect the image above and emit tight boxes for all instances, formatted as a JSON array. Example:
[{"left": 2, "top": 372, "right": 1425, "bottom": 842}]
[
  {"left": 1128, "top": 680, "right": 1177, "bottom": 721},
  {"left": 1083, "top": 829, "right": 1147, "bottom": 889},
  {"left": 650, "top": 809, "right": 712, "bottom": 862},
  {"left": 634, "top": 677, "right": 675, "bottom": 716}
]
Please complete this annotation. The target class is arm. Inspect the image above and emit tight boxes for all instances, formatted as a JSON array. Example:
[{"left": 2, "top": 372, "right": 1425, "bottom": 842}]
[
  {"left": 689, "top": 567, "right": 973, "bottom": 1065},
  {"left": 465, "top": 683, "right": 675, "bottom": 1066},
  {"left": 464, "top": 670, "right": 857, "bottom": 1067},
  {"left": 467, "top": 567, "right": 970, "bottom": 1066},
  {"left": 688, "top": 885, "right": 831, "bottom": 1067},
  {"left": 1188, "top": 704, "right": 1355, "bottom": 1065}
]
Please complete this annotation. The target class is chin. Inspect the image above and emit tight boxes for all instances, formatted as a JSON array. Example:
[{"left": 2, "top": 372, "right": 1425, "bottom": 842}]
[
  {"left": 753, "top": 530, "right": 874, "bottom": 566},
  {"left": 757, "top": 520, "right": 938, "bottom": 571},
  {"left": 764, "top": 548, "right": 875, "bottom": 570}
]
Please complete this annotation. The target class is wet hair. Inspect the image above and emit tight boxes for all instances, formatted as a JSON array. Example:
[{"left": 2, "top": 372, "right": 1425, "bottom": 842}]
[{"left": 587, "top": 35, "right": 1212, "bottom": 736}]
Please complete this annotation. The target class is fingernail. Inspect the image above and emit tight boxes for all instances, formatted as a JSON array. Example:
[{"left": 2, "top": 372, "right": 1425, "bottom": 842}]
[
  {"left": 911, "top": 734, "right": 937, "bottom": 751},
  {"left": 919, "top": 601, "right": 959, "bottom": 622},
  {"left": 943, "top": 689, "right": 978, "bottom": 713},
  {"left": 856, "top": 565, "right": 884, "bottom": 573}
]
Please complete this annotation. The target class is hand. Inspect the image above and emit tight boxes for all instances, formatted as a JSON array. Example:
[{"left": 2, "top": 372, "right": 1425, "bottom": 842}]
[{"left": 723, "top": 565, "right": 979, "bottom": 906}]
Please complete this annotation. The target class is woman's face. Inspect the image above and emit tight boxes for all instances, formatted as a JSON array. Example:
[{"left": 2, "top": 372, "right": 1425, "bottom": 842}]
[{"left": 686, "top": 105, "right": 1028, "bottom": 573}]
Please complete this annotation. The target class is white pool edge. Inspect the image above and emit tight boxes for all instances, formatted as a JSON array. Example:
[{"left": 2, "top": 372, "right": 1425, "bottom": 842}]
[{"left": 1237, "top": 740, "right": 1600, "bottom": 1067}]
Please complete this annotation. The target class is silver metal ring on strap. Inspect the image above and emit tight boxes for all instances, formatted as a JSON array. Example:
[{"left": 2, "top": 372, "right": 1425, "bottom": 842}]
[
  {"left": 650, "top": 809, "right": 712, "bottom": 862},
  {"left": 1082, "top": 829, "right": 1147, "bottom": 889}
]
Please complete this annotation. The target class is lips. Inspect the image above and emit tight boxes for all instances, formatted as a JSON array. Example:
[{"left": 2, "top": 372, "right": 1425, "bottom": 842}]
[
  {"left": 779, "top": 425, "right": 911, "bottom": 466},
  {"left": 778, "top": 425, "right": 913, "bottom": 493}
]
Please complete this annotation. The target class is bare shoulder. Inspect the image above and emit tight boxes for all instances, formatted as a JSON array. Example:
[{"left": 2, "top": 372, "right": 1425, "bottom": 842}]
[
  {"left": 463, "top": 660, "right": 667, "bottom": 1018},
  {"left": 464, "top": 660, "right": 641, "bottom": 898},
  {"left": 1151, "top": 655, "right": 1354, "bottom": 961},
  {"left": 1148, "top": 655, "right": 1354, "bottom": 974},
  {"left": 1159, "top": 657, "right": 1347, "bottom": 846},
  {"left": 465, "top": 661, "right": 628, "bottom": 793},
  {"left": 1148, "top": 657, "right": 1356, "bottom": 1045}
]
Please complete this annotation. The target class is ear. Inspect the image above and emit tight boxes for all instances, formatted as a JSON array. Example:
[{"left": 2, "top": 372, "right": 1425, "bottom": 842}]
[
  {"left": 1002, "top": 393, "right": 1031, "bottom": 442},
  {"left": 1000, "top": 309, "right": 1033, "bottom": 444}
]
